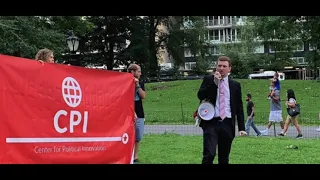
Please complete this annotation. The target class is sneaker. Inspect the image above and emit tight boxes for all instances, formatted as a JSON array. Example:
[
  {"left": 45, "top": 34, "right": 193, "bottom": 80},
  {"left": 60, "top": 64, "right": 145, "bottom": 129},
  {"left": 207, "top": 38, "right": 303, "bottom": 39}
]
[
  {"left": 316, "top": 127, "right": 320, "bottom": 132},
  {"left": 296, "top": 134, "right": 303, "bottom": 139},
  {"left": 278, "top": 133, "right": 285, "bottom": 136},
  {"left": 260, "top": 129, "right": 269, "bottom": 136},
  {"left": 256, "top": 134, "right": 262, "bottom": 137}
]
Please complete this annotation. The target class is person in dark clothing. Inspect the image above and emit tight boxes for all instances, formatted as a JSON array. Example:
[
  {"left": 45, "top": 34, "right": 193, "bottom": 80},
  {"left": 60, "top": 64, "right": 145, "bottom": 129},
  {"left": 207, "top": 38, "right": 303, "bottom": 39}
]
[
  {"left": 197, "top": 56, "right": 246, "bottom": 164},
  {"left": 127, "top": 64, "right": 146, "bottom": 163},
  {"left": 245, "top": 94, "right": 261, "bottom": 136}
]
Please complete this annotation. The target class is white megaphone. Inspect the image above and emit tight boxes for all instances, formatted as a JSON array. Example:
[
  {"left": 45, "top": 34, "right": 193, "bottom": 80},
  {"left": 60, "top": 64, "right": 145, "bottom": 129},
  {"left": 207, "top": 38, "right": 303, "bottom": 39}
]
[{"left": 197, "top": 102, "right": 215, "bottom": 121}]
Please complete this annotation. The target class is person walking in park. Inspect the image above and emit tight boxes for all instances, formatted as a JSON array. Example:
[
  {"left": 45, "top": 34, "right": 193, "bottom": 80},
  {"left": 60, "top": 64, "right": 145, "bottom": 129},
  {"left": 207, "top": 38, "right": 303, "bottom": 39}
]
[
  {"left": 260, "top": 81, "right": 284, "bottom": 136},
  {"left": 245, "top": 94, "right": 261, "bottom": 136},
  {"left": 278, "top": 89, "right": 303, "bottom": 138}
]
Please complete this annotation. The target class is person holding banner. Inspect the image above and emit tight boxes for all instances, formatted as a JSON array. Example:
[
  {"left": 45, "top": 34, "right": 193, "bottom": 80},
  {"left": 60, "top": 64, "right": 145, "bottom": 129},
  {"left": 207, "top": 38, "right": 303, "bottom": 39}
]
[
  {"left": 35, "top": 48, "right": 55, "bottom": 63},
  {"left": 127, "top": 64, "right": 146, "bottom": 163},
  {"left": 197, "top": 56, "right": 246, "bottom": 164}
]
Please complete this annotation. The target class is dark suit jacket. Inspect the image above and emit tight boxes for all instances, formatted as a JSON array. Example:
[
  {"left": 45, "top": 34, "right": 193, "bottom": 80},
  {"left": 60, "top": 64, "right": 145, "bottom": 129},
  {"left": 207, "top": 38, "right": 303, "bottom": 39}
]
[{"left": 197, "top": 75, "right": 245, "bottom": 138}]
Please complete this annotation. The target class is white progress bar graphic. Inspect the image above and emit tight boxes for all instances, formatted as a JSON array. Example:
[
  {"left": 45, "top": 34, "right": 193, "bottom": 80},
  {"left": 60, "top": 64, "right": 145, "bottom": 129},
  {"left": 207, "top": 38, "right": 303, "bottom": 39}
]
[{"left": 6, "top": 133, "right": 129, "bottom": 144}]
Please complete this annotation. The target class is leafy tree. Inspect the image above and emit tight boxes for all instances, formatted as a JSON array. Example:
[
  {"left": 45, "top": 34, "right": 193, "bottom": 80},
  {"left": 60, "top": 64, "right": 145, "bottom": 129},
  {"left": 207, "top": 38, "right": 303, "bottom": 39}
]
[
  {"left": 280, "top": 16, "right": 320, "bottom": 78},
  {"left": 0, "top": 16, "right": 94, "bottom": 64},
  {"left": 218, "top": 16, "right": 302, "bottom": 77},
  {"left": 217, "top": 17, "right": 262, "bottom": 77},
  {"left": 83, "top": 16, "right": 132, "bottom": 69},
  {"left": 165, "top": 16, "right": 209, "bottom": 73},
  {"left": 0, "top": 16, "right": 65, "bottom": 59}
]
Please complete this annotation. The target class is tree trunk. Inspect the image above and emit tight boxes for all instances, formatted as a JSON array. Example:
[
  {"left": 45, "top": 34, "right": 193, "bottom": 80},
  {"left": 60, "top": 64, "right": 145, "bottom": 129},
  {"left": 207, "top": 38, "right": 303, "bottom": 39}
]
[
  {"left": 148, "top": 16, "right": 159, "bottom": 78},
  {"left": 106, "top": 42, "right": 114, "bottom": 70}
]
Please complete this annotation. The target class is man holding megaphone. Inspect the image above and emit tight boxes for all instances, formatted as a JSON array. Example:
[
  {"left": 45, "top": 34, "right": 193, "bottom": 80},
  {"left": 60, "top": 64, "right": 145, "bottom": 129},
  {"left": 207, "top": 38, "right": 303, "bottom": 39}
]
[{"left": 197, "top": 56, "right": 246, "bottom": 164}]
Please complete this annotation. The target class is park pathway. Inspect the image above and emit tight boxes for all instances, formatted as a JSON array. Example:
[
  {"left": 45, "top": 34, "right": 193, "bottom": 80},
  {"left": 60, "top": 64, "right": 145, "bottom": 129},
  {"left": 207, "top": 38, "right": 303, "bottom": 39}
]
[{"left": 145, "top": 124, "right": 320, "bottom": 138}]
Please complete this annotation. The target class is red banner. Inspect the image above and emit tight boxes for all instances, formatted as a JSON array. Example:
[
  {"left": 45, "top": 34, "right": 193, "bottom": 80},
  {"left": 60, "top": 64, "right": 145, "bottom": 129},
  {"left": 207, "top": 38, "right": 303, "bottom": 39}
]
[{"left": 0, "top": 54, "right": 135, "bottom": 164}]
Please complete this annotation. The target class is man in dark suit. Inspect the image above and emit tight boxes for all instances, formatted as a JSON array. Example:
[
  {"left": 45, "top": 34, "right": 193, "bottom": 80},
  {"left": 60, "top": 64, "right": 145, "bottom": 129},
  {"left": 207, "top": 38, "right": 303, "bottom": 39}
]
[{"left": 197, "top": 56, "right": 247, "bottom": 164}]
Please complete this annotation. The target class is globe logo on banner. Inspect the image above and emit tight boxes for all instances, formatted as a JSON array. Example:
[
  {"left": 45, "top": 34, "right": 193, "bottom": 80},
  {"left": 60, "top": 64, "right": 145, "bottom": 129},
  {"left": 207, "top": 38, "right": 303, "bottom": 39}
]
[{"left": 62, "top": 77, "right": 82, "bottom": 108}]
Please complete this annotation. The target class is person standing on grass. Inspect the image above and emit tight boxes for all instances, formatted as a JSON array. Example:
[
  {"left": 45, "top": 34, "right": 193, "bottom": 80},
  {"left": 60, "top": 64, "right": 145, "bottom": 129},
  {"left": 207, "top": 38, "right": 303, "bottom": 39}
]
[
  {"left": 127, "top": 64, "right": 146, "bottom": 163},
  {"left": 278, "top": 89, "right": 303, "bottom": 139},
  {"left": 197, "top": 56, "right": 247, "bottom": 164},
  {"left": 245, "top": 94, "right": 261, "bottom": 136}
]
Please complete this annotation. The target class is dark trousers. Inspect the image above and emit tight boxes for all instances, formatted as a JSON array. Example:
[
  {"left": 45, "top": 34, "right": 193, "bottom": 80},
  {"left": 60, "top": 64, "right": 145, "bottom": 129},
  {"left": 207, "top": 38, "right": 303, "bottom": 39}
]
[{"left": 201, "top": 118, "right": 234, "bottom": 164}]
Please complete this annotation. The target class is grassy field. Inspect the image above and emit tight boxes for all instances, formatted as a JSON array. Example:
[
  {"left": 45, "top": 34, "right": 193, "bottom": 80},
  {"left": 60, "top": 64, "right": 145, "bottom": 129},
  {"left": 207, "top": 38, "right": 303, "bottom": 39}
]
[
  {"left": 143, "top": 79, "right": 320, "bottom": 125},
  {"left": 138, "top": 134, "right": 320, "bottom": 164}
]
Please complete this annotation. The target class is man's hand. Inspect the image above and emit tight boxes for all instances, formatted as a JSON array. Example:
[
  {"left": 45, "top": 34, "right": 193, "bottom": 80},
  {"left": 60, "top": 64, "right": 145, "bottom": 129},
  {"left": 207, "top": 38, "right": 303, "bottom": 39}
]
[
  {"left": 134, "top": 77, "right": 139, "bottom": 86},
  {"left": 213, "top": 71, "right": 221, "bottom": 85},
  {"left": 269, "top": 91, "right": 274, "bottom": 97},
  {"left": 285, "top": 101, "right": 289, "bottom": 107},
  {"left": 239, "top": 131, "right": 247, "bottom": 136},
  {"left": 248, "top": 116, "right": 252, "bottom": 120},
  {"left": 134, "top": 113, "right": 138, "bottom": 123},
  {"left": 38, "top": 60, "right": 44, "bottom": 65}
]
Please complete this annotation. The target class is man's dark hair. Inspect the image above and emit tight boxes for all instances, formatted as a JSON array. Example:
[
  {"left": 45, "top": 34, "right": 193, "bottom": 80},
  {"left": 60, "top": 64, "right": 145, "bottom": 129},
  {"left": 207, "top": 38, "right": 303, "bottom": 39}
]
[{"left": 246, "top": 94, "right": 252, "bottom": 99}]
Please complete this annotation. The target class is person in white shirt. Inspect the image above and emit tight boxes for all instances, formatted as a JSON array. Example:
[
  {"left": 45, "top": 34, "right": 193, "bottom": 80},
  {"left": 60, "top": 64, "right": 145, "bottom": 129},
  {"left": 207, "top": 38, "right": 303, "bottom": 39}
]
[
  {"left": 260, "top": 81, "right": 284, "bottom": 135},
  {"left": 278, "top": 89, "right": 303, "bottom": 139}
]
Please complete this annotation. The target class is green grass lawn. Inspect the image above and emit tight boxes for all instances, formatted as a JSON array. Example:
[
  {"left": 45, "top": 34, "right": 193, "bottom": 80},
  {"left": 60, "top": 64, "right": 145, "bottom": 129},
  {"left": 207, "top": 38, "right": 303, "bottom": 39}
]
[
  {"left": 143, "top": 79, "right": 320, "bottom": 125},
  {"left": 138, "top": 134, "right": 320, "bottom": 164}
]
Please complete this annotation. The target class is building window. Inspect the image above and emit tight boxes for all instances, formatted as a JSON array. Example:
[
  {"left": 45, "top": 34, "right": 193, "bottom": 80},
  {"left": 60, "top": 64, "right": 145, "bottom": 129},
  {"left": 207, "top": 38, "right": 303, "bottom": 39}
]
[
  {"left": 220, "top": 29, "right": 224, "bottom": 42},
  {"left": 309, "top": 43, "right": 316, "bottom": 51},
  {"left": 214, "top": 16, "right": 219, "bottom": 25},
  {"left": 208, "top": 46, "right": 220, "bottom": 55},
  {"left": 204, "top": 30, "right": 209, "bottom": 40},
  {"left": 218, "top": 16, "right": 224, "bottom": 25},
  {"left": 297, "top": 57, "right": 305, "bottom": 64},
  {"left": 184, "top": 50, "right": 192, "bottom": 57},
  {"left": 208, "top": 16, "right": 214, "bottom": 26},
  {"left": 235, "top": 28, "right": 241, "bottom": 41},
  {"left": 295, "top": 42, "right": 304, "bottom": 51},
  {"left": 185, "top": 62, "right": 196, "bottom": 70},
  {"left": 226, "top": 28, "right": 231, "bottom": 42},
  {"left": 231, "top": 29, "right": 236, "bottom": 41},
  {"left": 269, "top": 44, "right": 289, "bottom": 53},
  {"left": 209, "top": 30, "right": 219, "bottom": 41},
  {"left": 254, "top": 45, "right": 265, "bottom": 53},
  {"left": 203, "top": 16, "right": 208, "bottom": 26},
  {"left": 291, "top": 57, "right": 306, "bottom": 65},
  {"left": 269, "top": 45, "right": 276, "bottom": 53}
]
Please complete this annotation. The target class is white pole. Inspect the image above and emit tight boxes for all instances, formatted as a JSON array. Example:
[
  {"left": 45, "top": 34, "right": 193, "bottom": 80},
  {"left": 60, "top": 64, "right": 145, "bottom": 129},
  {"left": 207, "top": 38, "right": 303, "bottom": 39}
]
[{"left": 130, "top": 145, "right": 135, "bottom": 164}]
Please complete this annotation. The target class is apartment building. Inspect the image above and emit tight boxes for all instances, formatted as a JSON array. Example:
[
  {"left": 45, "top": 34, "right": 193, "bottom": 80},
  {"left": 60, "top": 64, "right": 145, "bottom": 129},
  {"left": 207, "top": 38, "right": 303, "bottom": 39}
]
[
  {"left": 181, "top": 16, "right": 314, "bottom": 78},
  {"left": 183, "top": 16, "right": 245, "bottom": 70},
  {"left": 156, "top": 21, "right": 174, "bottom": 70}
]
